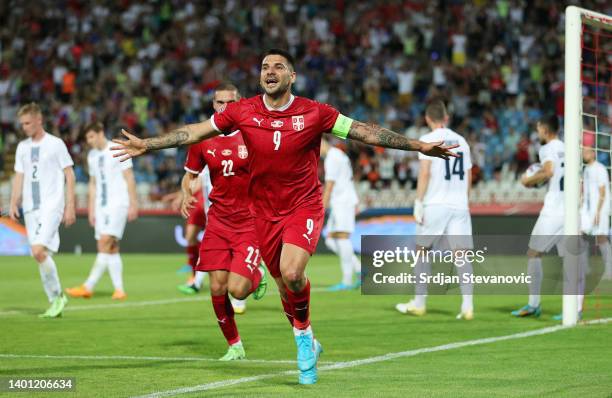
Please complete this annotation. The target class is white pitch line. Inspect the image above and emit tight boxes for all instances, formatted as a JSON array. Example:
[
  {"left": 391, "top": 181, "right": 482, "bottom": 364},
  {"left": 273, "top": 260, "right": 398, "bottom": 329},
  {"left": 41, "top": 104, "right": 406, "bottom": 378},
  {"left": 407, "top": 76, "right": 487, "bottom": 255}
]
[
  {"left": 132, "top": 317, "right": 612, "bottom": 398},
  {"left": 0, "top": 287, "right": 332, "bottom": 316},
  {"left": 0, "top": 353, "right": 336, "bottom": 365}
]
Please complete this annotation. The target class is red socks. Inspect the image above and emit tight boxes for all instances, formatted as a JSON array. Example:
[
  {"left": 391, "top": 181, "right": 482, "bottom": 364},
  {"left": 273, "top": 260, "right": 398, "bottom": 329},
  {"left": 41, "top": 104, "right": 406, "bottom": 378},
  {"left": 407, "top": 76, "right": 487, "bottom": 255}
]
[
  {"left": 281, "top": 298, "right": 295, "bottom": 326},
  {"left": 187, "top": 244, "right": 199, "bottom": 274},
  {"left": 248, "top": 266, "right": 263, "bottom": 294},
  {"left": 211, "top": 294, "right": 240, "bottom": 345},
  {"left": 285, "top": 280, "right": 311, "bottom": 329}
]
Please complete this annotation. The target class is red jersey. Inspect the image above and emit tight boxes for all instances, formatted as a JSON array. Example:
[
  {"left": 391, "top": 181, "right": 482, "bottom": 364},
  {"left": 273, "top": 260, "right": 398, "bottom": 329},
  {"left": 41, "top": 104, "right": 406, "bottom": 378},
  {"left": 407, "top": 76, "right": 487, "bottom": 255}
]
[
  {"left": 184, "top": 131, "right": 254, "bottom": 232},
  {"left": 211, "top": 95, "right": 340, "bottom": 220}
]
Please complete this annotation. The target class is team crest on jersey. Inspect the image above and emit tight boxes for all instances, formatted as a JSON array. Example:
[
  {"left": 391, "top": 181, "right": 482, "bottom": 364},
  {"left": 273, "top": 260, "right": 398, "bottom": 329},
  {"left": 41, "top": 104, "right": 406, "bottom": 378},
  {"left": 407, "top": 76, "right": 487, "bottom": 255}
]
[
  {"left": 292, "top": 115, "right": 304, "bottom": 131},
  {"left": 222, "top": 149, "right": 232, "bottom": 156},
  {"left": 238, "top": 145, "right": 248, "bottom": 159},
  {"left": 271, "top": 120, "right": 284, "bottom": 128},
  {"left": 218, "top": 103, "right": 227, "bottom": 113}
]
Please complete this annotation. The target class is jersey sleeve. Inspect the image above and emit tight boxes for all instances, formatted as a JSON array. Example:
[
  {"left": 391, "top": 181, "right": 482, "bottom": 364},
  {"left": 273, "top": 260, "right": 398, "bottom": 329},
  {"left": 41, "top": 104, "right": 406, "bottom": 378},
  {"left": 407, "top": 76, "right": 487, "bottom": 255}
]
[
  {"left": 596, "top": 166, "right": 608, "bottom": 188},
  {"left": 87, "top": 153, "right": 95, "bottom": 177},
  {"left": 14, "top": 143, "right": 24, "bottom": 173},
  {"left": 317, "top": 102, "right": 341, "bottom": 133},
  {"left": 538, "top": 145, "right": 555, "bottom": 166},
  {"left": 463, "top": 143, "right": 473, "bottom": 170},
  {"left": 119, "top": 157, "right": 133, "bottom": 171},
  {"left": 56, "top": 140, "right": 74, "bottom": 169},
  {"left": 210, "top": 101, "right": 241, "bottom": 134},
  {"left": 184, "top": 144, "right": 205, "bottom": 174},
  {"left": 324, "top": 150, "right": 341, "bottom": 182}
]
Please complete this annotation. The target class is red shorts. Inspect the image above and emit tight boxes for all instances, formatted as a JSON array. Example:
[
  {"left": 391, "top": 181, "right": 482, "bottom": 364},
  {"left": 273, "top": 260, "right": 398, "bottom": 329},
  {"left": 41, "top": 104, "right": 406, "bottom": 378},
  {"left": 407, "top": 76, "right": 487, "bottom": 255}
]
[
  {"left": 187, "top": 191, "right": 206, "bottom": 228},
  {"left": 195, "top": 222, "right": 260, "bottom": 280},
  {"left": 255, "top": 205, "right": 324, "bottom": 278}
]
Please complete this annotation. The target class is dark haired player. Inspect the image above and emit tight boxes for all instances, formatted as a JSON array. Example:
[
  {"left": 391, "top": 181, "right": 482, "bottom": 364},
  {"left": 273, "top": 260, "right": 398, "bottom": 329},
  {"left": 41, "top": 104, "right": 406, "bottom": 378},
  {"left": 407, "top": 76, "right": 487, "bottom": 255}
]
[{"left": 112, "top": 49, "right": 459, "bottom": 384}]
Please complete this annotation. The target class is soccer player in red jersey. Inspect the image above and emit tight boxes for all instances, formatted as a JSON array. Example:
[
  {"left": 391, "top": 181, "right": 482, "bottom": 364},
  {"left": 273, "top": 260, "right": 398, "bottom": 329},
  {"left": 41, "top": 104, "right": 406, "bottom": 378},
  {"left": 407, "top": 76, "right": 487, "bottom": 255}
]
[
  {"left": 181, "top": 83, "right": 267, "bottom": 360},
  {"left": 112, "top": 49, "right": 458, "bottom": 384}
]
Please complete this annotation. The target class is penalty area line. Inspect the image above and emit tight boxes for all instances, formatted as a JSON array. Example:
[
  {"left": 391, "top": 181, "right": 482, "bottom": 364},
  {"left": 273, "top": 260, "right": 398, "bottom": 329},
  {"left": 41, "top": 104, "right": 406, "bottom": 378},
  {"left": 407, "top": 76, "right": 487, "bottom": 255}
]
[{"left": 132, "top": 317, "right": 612, "bottom": 398}]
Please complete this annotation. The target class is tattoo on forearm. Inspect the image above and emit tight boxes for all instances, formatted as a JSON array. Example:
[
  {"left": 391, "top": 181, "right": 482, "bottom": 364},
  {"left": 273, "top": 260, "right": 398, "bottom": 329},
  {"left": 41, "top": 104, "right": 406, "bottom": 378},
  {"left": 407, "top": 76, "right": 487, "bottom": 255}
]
[
  {"left": 145, "top": 129, "right": 190, "bottom": 150},
  {"left": 347, "top": 121, "right": 419, "bottom": 151}
]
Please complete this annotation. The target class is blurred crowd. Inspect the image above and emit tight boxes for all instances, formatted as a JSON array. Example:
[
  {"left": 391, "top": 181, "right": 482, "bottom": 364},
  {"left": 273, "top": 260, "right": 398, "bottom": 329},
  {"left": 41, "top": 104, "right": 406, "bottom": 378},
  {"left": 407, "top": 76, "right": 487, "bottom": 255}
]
[{"left": 1, "top": 0, "right": 611, "bottom": 199}]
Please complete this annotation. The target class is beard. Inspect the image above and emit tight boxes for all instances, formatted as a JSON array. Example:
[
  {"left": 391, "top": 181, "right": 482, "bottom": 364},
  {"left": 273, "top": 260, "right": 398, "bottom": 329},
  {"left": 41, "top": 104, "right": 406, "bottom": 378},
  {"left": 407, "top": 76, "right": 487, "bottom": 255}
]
[{"left": 261, "top": 79, "right": 290, "bottom": 98}]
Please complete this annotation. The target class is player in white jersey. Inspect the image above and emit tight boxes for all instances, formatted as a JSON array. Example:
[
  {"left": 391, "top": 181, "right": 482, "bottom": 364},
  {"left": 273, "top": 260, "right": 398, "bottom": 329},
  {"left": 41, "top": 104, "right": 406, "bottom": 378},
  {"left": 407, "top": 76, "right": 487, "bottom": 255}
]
[
  {"left": 581, "top": 147, "right": 612, "bottom": 280},
  {"left": 9, "top": 103, "right": 75, "bottom": 318},
  {"left": 512, "top": 115, "right": 564, "bottom": 318},
  {"left": 320, "top": 138, "right": 361, "bottom": 291},
  {"left": 65, "top": 123, "right": 138, "bottom": 300},
  {"left": 395, "top": 100, "right": 474, "bottom": 320}
]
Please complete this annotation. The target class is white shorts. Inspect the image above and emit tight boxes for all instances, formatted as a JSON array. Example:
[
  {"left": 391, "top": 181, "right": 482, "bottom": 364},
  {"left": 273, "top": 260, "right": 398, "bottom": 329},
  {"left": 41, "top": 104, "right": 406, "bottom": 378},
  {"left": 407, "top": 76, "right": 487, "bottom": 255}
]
[
  {"left": 528, "top": 212, "right": 564, "bottom": 253},
  {"left": 326, "top": 204, "right": 356, "bottom": 234},
  {"left": 95, "top": 206, "right": 128, "bottom": 240},
  {"left": 416, "top": 205, "right": 473, "bottom": 249},
  {"left": 24, "top": 209, "right": 62, "bottom": 253},
  {"left": 581, "top": 208, "right": 610, "bottom": 236}
]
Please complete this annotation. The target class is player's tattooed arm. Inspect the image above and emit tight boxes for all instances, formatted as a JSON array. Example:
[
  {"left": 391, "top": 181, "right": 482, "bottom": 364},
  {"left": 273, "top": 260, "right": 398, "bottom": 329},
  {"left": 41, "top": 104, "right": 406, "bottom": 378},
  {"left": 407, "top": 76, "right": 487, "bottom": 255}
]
[
  {"left": 111, "top": 120, "right": 220, "bottom": 161},
  {"left": 346, "top": 120, "right": 459, "bottom": 160}
]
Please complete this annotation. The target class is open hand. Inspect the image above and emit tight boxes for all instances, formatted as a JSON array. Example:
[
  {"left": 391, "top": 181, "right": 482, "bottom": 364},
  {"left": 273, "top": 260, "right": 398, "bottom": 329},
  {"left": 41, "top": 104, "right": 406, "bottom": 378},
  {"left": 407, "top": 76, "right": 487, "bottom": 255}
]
[
  {"left": 111, "top": 129, "right": 147, "bottom": 161},
  {"left": 419, "top": 141, "right": 460, "bottom": 160}
]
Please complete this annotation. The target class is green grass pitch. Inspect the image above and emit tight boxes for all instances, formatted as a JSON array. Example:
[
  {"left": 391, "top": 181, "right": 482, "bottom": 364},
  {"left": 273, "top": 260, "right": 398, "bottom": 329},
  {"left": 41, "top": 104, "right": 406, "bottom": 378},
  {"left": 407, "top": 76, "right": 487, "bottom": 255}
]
[{"left": 1, "top": 254, "right": 611, "bottom": 397}]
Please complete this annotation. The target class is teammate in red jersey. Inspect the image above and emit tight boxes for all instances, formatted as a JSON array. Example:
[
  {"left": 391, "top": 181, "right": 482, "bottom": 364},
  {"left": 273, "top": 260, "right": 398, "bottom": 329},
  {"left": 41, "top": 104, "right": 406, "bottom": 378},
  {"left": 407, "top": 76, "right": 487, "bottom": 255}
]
[
  {"left": 181, "top": 83, "right": 267, "bottom": 360},
  {"left": 112, "top": 49, "right": 459, "bottom": 384}
]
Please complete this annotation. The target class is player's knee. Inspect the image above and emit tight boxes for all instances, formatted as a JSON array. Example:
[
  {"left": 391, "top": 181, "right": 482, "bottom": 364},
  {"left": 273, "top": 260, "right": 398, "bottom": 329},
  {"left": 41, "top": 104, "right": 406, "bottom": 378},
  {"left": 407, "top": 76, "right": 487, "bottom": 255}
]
[
  {"left": 527, "top": 249, "right": 541, "bottom": 258},
  {"left": 228, "top": 284, "right": 249, "bottom": 300},
  {"left": 32, "top": 246, "right": 47, "bottom": 263},
  {"left": 282, "top": 270, "right": 305, "bottom": 288},
  {"left": 209, "top": 280, "right": 227, "bottom": 296}
]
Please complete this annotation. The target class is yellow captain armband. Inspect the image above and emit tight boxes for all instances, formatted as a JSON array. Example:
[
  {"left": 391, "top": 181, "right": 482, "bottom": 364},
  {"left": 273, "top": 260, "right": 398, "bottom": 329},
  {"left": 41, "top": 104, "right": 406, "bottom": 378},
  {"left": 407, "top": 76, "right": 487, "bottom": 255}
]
[{"left": 331, "top": 114, "right": 353, "bottom": 139}]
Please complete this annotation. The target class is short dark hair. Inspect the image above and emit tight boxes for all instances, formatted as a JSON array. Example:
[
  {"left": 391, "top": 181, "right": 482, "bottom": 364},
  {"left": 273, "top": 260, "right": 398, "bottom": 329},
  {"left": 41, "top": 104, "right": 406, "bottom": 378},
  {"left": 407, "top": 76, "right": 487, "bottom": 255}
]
[
  {"left": 425, "top": 100, "right": 448, "bottom": 122},
  {"left": 262, "top": 48, "right": 295, "bottom": 71},
  {"left": 214, "top": 82, "right": 240, "bottom": 96},
  {"left": 84, "top": 122, "right": 104, "bottom": 134},
  {"left": 538, "top": 114, "right": 559, "bottom": 133}
]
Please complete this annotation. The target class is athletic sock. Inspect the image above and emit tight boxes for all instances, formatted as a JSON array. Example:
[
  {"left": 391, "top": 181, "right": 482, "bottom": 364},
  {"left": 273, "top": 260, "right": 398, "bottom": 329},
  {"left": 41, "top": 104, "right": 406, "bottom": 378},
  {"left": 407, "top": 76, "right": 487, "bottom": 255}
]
[
  {"left": 187, "top": 244, "right": 199, "bottom": 275},
  {"left": 38, "top": 255, "right": 61, "bottom": 302},
  {"left": 527, "top": 257, "right": 543, "bottom": 308},
  {"left": 281, "top": 297, "right": 294, "bottom": 326},
  {"left": 598, "top": 241, "right": 612, "bottom": 275},
  {"left": 247, "top": 265, "right": 263, "bottom": 294},
  {"left": 107, "top": 253, "right": 124, "bottom": 292},
  {"left": 456, "top": 259, "right": 474, "bottom": 313},
  {"left": 352, "top": 253, "right": 361, "bottom": 273},
  {"left": 414, "top": 258, "right": 430, "bottom": 308},
  {"left": 286, "top": 279, "right": 311, "bottom": 330},
  {"left": 337, "top": 238, "right": 355, "bottom": 285},
  {"left": 193, "top": 271, "right": 206, "bottom": 289},
  {"left": 211, "top": 294, "right": 240, "bottom": 345},
  {"left": 84, "top": 253, "right": 108, "bottom": 291},
  {"left": 324, "top": 237, "right": 338, "bottom": 254}
]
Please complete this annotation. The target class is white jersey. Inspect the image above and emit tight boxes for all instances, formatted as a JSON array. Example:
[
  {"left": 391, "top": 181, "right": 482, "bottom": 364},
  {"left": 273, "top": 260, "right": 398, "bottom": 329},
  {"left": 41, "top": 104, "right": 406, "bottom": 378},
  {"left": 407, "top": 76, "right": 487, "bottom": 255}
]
[
  {"left": 324, "top": 146, "right": 358, "bottom": 208},
  {"left": 87, "top": 141, "right": 132, "bottom": 209},
  {"left": 418, "top": 128, "right": 472, "bottom": 210},
  {"left": 582, "top": 161, "right": 609, "bottom": 216},
  {"left": 14, "top": 132, "right": 74, "bottom": 213},
  {"left": 539, "top": 138, "right": 564, "bottom": 216}
]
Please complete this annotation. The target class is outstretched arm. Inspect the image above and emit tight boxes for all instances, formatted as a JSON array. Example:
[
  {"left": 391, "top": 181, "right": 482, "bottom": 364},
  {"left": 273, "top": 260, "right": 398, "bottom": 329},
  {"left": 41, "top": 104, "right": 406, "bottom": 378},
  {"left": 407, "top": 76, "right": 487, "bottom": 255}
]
[
  {"left": 346, "top": 120, "right": 459, "bottom": 159},
  {"left": 111, "top": 120, "right": 220, "bottom": 161}
]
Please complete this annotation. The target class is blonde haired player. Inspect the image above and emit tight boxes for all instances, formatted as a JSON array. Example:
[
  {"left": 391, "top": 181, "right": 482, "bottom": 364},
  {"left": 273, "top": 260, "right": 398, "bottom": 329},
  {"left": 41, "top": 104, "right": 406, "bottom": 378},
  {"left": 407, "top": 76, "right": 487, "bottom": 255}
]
[
  {"left": 395, "top": 100, "right": 474, "bottom": 320},
  {"left": 65, "top": 123, "right": 138, "bottom": 300},
  {"left": 9, "top": 103, "right": 76, "bottom": 318},
  {"left": 512, "top": 115, "right": 564, "bottom": 318}
]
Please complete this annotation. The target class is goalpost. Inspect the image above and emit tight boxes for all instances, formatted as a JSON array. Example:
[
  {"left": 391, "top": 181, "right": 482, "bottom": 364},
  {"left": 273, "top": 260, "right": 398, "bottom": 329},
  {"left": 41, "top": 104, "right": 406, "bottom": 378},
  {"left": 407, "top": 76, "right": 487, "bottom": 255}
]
[{"left": 564, "top": 6, "right": 612, "bottom": 326}]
